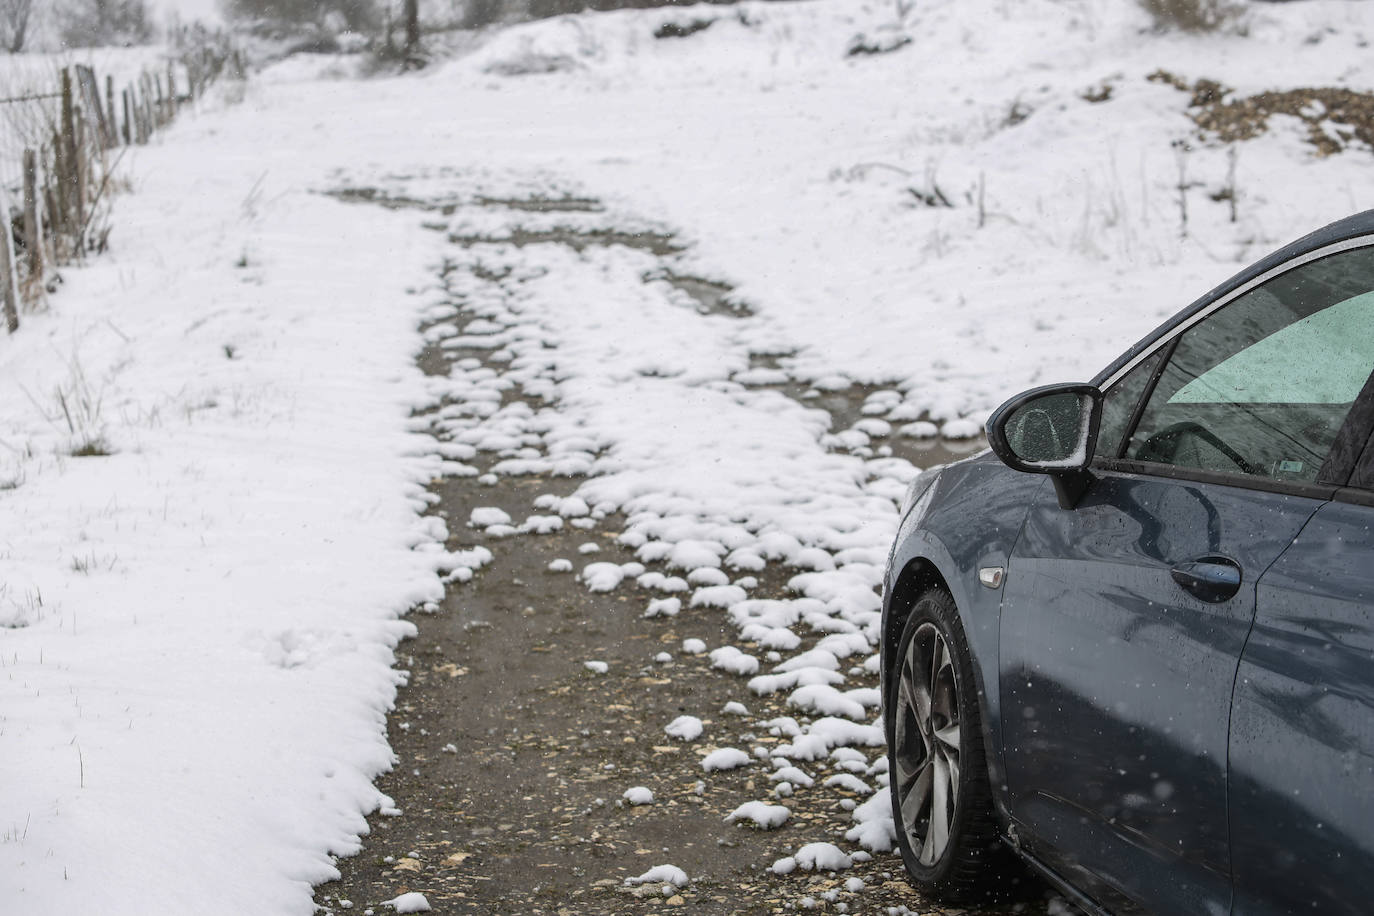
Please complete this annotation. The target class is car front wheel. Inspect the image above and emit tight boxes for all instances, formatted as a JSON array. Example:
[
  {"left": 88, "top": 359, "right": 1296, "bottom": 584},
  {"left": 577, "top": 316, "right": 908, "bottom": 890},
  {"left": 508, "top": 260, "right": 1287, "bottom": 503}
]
[{"left": 888, "top": 588, "right": 1012, "bottom": 902}]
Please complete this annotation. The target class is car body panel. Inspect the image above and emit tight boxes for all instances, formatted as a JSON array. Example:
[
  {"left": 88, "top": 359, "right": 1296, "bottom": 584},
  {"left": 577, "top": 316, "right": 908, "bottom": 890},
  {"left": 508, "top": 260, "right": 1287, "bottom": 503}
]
[
  {"left": 882, "top": 453, "right": 1044, "bottom": 804},
  {"left": 1231, "top": 499, "right": 1374, "bottom": 916},
  {"left": 1000, "top": 470, "right": 1324, "bottom": 916}
]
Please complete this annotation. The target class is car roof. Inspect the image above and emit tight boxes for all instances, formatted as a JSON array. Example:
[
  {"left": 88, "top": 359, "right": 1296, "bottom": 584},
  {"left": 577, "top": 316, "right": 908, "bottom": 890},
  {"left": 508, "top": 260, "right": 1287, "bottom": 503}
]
[{"left": 1094, "top": 208, "right": 1374, "bottom": 386}]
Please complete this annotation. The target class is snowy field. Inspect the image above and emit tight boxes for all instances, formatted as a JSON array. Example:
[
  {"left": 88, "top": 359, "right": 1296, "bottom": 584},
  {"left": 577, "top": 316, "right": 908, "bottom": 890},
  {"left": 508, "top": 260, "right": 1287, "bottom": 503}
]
[{"left": 2, "top": 0, "right": 1372, "bottom": 912}]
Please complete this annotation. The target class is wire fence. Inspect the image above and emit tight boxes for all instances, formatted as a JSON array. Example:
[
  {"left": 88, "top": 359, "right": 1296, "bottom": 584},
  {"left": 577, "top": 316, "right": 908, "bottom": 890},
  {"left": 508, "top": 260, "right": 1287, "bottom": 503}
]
[{"left": 1, "top": 38, "right": 244, "bottom": 334}]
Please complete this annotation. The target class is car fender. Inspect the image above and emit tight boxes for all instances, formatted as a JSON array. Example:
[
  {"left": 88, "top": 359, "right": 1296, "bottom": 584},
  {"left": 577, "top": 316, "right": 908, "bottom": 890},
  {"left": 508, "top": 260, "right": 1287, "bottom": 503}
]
[{"left": 883, "top": 457, "right": 1047, "bottom": 822}]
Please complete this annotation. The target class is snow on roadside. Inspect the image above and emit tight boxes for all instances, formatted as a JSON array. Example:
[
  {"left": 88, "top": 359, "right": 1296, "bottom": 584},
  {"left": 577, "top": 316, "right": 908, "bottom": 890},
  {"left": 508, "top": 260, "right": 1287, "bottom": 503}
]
[{"left": 0, "top": 86, "right": 457, "bottom": 914}]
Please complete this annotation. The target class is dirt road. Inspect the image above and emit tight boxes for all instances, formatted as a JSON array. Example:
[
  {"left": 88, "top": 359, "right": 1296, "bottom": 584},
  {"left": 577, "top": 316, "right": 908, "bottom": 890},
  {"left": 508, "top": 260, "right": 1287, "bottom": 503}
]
[{"left": 309, "top": 190, "right": 1056, "bottom": 915}]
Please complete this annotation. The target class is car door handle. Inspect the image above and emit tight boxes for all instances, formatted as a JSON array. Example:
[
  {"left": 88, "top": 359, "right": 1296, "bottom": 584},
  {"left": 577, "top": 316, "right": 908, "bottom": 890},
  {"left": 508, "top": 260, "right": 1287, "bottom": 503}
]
[{"left": 1170, "top": 556, "right": 1242, "bottom": 603}]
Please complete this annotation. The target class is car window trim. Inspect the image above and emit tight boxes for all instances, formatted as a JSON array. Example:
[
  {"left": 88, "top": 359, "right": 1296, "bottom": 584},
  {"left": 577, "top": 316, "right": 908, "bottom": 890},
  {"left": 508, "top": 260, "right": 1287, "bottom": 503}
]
[
  {"left": 1108, "top": 342, "right": 1176, "bottom": 460},
  {"left": 1093, "top": 456, "right": 1342, "bottom": 501},
  {"left": 1100, "top": 235, "right": 1374, "bottom": 390},
  {"left": 1335, "top": 486, "right": 1374, "bottom": 507}
]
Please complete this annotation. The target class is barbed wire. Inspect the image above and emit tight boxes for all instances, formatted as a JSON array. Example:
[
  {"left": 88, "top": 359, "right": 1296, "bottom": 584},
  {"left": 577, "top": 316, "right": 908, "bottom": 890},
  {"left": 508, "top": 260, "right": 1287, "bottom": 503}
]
[{"left": 0, "top": 92, "right": 61, "bottom": 106}]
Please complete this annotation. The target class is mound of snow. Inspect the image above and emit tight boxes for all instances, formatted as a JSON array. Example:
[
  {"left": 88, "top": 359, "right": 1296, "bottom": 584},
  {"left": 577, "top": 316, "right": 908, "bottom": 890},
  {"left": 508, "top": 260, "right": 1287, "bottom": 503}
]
[{"left": 725, "top": 801, "right": 791, "bottom": 829}]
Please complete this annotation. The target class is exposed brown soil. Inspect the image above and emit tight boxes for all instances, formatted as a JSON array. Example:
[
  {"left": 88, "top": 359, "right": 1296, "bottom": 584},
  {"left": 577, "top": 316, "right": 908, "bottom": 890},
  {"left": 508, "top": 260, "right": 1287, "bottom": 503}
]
[{"left": 1149, "top": 70, "right": 1374, "bottom": 156}]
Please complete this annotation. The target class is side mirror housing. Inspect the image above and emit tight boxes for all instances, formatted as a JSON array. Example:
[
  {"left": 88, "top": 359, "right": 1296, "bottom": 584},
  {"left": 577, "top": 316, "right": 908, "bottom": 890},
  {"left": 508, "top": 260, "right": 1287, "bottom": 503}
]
[{"left": 986, "top": 383, "right": 1103, "bottom": 509}]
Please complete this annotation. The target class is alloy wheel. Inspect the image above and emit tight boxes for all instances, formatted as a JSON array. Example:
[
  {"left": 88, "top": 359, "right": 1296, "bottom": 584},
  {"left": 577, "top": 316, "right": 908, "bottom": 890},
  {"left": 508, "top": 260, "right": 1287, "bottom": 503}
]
[{"left": 894, "top": 621, "right": 963, "bottom": 866}]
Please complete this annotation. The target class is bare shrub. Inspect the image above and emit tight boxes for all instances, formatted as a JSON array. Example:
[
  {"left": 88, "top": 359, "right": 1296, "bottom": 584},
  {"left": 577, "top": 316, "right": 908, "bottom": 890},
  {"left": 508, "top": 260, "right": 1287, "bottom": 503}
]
[{"left": 1140, "top": 0, "right": 1246, "bottom": 33}]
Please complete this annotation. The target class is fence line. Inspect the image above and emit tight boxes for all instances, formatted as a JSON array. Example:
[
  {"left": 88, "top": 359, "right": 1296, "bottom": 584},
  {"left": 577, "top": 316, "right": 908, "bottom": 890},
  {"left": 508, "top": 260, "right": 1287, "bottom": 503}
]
[
  {"left": 0, "top": 91, "right": 62, "bottom": 105},
  {"left": 2, "top": 41, "right": 241, "bottom": 334}
]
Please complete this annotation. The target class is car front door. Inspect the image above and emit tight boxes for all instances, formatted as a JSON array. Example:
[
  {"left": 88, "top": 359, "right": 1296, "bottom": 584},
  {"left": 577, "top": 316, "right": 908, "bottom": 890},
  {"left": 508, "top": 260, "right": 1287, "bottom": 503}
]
[{"left": 999, "top": 239, "right": 1374, "bottom": 915}]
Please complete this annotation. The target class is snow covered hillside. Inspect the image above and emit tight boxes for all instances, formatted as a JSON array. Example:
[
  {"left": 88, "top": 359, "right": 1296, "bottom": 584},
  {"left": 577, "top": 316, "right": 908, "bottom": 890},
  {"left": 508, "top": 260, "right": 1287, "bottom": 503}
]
[{"left": 1, "top": 0, "right": 1371, "bottom": 913}]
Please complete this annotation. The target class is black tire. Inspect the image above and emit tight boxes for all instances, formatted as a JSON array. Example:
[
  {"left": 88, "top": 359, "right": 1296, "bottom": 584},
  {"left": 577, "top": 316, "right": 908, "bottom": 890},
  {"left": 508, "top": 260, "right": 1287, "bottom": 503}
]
[{"left": 886, "top": 588, "right": 1012, "bottom": 902}]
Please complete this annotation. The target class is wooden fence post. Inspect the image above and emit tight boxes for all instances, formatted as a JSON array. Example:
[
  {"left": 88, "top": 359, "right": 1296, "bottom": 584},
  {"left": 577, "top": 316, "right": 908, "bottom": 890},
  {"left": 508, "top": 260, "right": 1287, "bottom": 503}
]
[
  {"left": 141, "top": 73, "right": 154, "bottom": 137},
  {"left": 22, "top": 149, "right": 41, "bottom": 282},
  {"left": 61, "top": 70, "right": 76, "bottom": 234},
  {"left": 106, "top": 75, "right": 117, "bottom": 147},
  {"left": 51, "top": 127, "right": 67, "bottom": 240},
  {"left": 73, "top": 107, "right": 86, "bottom": 247},
  {"left": 0, "top": 199, "right": 18, "bottom": 333}
]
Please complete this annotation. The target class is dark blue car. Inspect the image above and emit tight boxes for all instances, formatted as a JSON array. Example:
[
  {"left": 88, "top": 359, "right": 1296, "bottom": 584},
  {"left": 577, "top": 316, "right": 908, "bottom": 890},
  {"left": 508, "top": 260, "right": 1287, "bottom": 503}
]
[{"left": 882, "top": 210, "right": 1374, "bottom": 916}]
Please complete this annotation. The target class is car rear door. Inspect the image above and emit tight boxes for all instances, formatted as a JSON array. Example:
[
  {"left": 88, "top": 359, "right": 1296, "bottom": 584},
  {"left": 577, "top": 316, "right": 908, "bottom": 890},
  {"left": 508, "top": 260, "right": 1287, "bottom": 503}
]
[
  {"left": 999, "top": 239, "right": 1374, "bottom": 915},
  {"left": 1229, "top": 422, "right": 1374, "bottom": 916}
]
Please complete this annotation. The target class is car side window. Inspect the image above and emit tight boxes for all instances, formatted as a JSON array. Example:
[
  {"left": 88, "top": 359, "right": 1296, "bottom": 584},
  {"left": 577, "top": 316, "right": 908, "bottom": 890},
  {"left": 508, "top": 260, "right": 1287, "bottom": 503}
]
[{"left": 1124, "top": 246, "right": 1374, "bottom": 484}]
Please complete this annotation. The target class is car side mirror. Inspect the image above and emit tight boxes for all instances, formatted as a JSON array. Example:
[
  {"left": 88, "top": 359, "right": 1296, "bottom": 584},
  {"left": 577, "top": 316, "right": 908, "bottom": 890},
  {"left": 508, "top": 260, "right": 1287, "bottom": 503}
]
[{"left": 986, "top": 383, "right": 1103, "bottom": 509}]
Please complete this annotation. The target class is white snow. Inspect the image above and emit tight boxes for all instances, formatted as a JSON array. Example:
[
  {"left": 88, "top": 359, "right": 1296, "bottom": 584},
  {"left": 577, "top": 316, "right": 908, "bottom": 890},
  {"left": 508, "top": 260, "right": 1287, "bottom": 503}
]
[
  {"left": 383, "top": 892, "right": 431, "bottom": 913},
  {"left": 581, "top": 562, "right": 627, "bottom": 592},
  {"left": 625, "top": 865, "right": 689, "bottom": 888},
  {"left": 770, "top": 766, "right": 816, "bottom": 789},
  {"left": 769, "top": 856, "right": 798, "bottom": 876},
  {"left": 623, "top": 786, "right": 655, "bottom": 806},
  {"left": 643, "top": 596, "right": 682, "bottom": 618},
  {"left": 701, "top": 748, "right": 753, "bottom": 772},
  {"left": 584, "top": 660, "right": 610, "bottom": 675},
  {"left": 824, "top": 774, "right": 874, "bottom": 796},
  {"left": 469, "top": 507, "right": 511, "bottom": 528},
  {"left": 788, "top": 684, "right": 869, "bottom": 721},
  {"left": 794, "top": 842, "right": 854, "bottom": 872},
  {"left": 725, "top": 801, "right": 791, "bottom": 830},
  {"left": 665, "top": 715, "right": 704, "bottom": 742},
  {"left": 5, "top": 0, "right": 1373, "bottom": 910},
  {"left": 708, "top": 646, "right": 761, "bottom": 676}
]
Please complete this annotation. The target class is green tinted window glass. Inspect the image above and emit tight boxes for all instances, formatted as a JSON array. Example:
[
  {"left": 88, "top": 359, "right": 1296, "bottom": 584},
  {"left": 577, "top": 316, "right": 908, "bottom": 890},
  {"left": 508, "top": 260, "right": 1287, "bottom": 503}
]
[
  {"left": 1126, "top": 246, "right": 1374, "bottom": 483},
  {"left": 1173, "top": 291, "right": 1374, "bottom": 405}
]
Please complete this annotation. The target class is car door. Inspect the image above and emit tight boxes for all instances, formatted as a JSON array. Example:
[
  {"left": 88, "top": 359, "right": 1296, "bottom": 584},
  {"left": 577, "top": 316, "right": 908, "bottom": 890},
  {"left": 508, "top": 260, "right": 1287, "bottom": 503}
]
[
  {"left": 1229, "top": 434, "right": 1374, "bottom": 916},
  {"left": 999, "top": 239, "right": 1374, "bottom": 915}
]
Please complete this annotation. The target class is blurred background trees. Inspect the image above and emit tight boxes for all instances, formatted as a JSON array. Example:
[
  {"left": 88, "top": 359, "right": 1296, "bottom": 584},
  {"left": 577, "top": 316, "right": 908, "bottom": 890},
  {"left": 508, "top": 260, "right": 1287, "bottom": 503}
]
[
  {"left": 0, "top": 0, "right": 34, "bottom": 52},
  {"left": 58, "top": 0, "right": 155, "bottom": 47}
]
